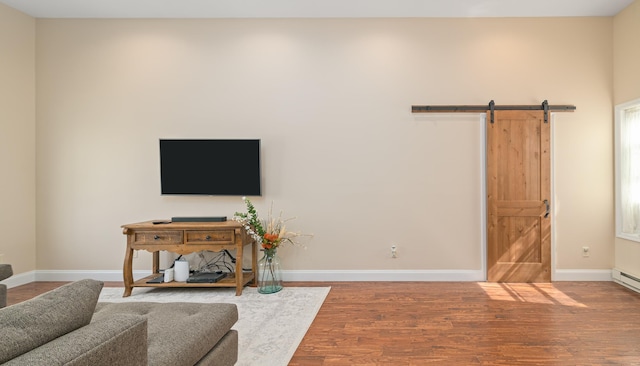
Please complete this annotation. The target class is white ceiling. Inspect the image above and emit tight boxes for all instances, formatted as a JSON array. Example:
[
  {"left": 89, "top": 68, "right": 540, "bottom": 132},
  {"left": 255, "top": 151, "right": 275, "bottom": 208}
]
[{"left": 0, "top": 0, "right": 635, "bottom": 18}]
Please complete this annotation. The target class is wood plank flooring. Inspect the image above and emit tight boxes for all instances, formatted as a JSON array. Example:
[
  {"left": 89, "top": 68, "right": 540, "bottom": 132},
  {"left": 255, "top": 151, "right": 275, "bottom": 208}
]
[{"left": 7, "top": 281, "right": 640, "bottom": 365}]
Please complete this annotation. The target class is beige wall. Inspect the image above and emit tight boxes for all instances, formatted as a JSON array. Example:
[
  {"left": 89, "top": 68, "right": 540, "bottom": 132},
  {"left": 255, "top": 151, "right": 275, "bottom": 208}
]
[
  {"left": 614, "top": 0, "right": 640, "bottom": 276},
  {"left": 33, "top": 17, "right": 614, "bottom": 276},
  {"left": 0, "top": 4, "right": 36, "bottom": 274}
]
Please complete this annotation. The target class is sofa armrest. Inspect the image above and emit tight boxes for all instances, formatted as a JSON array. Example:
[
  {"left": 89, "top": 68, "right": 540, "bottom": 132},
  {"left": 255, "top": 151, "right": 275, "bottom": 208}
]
[
  {"left": 0, "top": 264, "right": 12, "bottom": 282},
  {"left": 0, "top": 284, "right": 7, "bottom": 309},
  {"left": 0, "top": 264, "right": 12, "bottom": 308},
  {"left": 4, "top": 314, "right": 148, "bottom": 366}
]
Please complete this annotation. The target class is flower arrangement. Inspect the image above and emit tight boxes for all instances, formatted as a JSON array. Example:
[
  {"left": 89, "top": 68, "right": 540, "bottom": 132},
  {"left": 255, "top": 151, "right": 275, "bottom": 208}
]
[
  {"left": 234, "top": 197, "right": 310, "bottom": 294},
  {"left": 233, "top": 197, "right": 309, "bottom": 254}
]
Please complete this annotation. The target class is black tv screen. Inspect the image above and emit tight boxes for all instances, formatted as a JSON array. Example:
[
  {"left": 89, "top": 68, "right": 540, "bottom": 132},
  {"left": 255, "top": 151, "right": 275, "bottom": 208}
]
[{"left": 159, "top": 139, "right": 261, "bottom": 196}]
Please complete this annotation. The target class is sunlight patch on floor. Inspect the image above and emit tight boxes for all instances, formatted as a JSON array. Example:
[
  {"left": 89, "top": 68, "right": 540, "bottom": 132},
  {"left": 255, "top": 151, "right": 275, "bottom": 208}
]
[{"left": 478, "top": 283, "right": 587, "bottom": 307}]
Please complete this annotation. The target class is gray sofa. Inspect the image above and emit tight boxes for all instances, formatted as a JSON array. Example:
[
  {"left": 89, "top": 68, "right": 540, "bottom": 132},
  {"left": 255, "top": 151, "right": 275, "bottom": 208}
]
[
  {"left": 0, "top": 264, "right": 12, "bottom": 308},
  {"left": 0, "top": 279, "right": 238, "bottom": 366}
]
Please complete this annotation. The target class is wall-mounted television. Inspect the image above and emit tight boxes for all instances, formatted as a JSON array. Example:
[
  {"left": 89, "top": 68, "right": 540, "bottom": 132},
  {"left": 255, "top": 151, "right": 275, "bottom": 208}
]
[{"left": 159, "top": 139, "right": 261, "bottom": 196}]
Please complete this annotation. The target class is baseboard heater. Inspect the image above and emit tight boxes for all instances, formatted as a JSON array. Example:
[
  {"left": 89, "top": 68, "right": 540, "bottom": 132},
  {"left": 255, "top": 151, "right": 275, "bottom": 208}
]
[{"left": 612, "top": 268, "right": 640, "bottom": 293}]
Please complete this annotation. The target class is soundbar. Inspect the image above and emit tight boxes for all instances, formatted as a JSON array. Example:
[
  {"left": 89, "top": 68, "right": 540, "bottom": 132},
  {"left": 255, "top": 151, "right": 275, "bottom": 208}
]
[{"left": 171, "top": 216, "right": 227, "bottom": 222}]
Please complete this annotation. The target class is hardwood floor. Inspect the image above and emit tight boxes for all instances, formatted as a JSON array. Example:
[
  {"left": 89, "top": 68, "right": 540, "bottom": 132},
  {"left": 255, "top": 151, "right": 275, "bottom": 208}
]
[{"left": 7, "top": 281, "right": 640, "bottom": 365}]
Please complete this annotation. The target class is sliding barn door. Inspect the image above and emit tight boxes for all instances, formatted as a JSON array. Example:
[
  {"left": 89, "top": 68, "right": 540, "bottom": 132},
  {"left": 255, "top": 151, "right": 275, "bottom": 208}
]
[{"left": 487, "top": 110, "right": 551, "bottom": 282}]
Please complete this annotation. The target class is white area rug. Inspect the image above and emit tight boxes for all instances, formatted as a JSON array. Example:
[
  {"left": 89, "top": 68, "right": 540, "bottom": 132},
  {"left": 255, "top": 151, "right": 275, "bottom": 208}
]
[{"left": 98, "top": 286, "right": 330, "bottom": 366}]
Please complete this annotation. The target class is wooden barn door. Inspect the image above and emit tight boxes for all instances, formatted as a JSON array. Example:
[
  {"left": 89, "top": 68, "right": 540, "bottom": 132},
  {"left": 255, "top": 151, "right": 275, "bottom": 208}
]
[{"left": 487, "top": 110, "right": 551, "bottom": 282}]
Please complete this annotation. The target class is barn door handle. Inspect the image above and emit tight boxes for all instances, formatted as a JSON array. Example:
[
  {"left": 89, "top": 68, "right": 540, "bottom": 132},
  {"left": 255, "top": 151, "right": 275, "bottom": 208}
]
[{"left": 543, "top": 199, "right": 550, "bottom": 218}]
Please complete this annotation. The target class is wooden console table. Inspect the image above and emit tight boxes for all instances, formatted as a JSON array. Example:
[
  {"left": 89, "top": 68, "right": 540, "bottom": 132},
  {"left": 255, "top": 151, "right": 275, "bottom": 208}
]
[{"left": 121, "top": 220, "right": 257, "bottom": 297}]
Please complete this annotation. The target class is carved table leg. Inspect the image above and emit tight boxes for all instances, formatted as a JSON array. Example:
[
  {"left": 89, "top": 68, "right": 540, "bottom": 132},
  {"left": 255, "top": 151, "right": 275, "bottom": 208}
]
[
  {"left": 251, "top": 240, "right": 258, "bottom": 286},
  {"left": 152, "top": 251, "right": 160, "bottom": 274},
  {"left": 236, "top": 241, "right": 244, "bottom": 296},
  {"left": 123, "top": 246, "right": 134, "bottom": 297}
]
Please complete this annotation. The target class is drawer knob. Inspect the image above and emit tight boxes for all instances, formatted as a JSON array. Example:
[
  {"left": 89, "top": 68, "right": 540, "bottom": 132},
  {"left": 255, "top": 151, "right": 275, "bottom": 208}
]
[
  {"left": 153, "top": 235, "right": 160, "bottom": 240},
  {"left": 205, "top": 235, "right": 212, "bottom": 240}
]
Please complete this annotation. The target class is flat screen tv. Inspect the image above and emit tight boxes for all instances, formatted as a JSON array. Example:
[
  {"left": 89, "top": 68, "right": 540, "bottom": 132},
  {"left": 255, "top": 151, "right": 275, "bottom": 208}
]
[{"left": 159, "top": 139, "right": 261, "bottom": 196}]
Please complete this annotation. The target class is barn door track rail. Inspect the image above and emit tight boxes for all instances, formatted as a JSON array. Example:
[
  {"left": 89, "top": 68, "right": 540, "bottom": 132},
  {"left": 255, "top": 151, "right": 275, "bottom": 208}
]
[{"left": 411, "top": 100, "right": 576, "bottom": 123}]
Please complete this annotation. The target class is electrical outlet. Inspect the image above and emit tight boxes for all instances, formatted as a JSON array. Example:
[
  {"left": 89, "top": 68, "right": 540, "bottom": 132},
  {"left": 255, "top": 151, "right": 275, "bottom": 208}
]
[
  {"left": 582, "top": 246, "right": 590, "bottom": 257},
  {"left": 391, "top": 245, "right": 397, "bottom": 258}
]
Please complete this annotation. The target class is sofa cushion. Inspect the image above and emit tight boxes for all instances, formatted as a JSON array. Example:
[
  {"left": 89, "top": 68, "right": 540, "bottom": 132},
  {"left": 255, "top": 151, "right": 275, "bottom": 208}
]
[
  {"left": 94, "top": 302, "right": 238, "bottom": 366},
  {"left": 0, "top": 279, "right": 104, "bottom": 363}
]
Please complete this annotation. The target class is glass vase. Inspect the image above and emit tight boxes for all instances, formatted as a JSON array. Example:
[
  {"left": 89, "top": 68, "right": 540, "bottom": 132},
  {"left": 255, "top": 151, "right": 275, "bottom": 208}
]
[{"left": 257, "top": 248, "right": 283, "bottom": 294}]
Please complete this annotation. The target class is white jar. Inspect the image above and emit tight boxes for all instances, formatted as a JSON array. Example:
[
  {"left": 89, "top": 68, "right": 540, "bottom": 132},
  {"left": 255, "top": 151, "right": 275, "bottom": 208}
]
[{"left": 174, "top": 259, "right": 190, "bottom": 282}]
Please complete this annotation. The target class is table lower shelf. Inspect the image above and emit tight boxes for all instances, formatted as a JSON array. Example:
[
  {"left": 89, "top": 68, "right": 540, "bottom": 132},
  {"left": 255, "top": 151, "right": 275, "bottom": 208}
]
[{"left": 131, "top": 272, "right": 255, "bottom": 288}]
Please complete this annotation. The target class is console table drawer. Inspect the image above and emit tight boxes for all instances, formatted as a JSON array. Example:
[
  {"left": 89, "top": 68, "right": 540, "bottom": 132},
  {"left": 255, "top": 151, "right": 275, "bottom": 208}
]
[
  {"left": 185, "top": 230, "right": 234, "bottom": 244},
  {"left": 133, "top": 231, "right": 183, "bottom": 245}
]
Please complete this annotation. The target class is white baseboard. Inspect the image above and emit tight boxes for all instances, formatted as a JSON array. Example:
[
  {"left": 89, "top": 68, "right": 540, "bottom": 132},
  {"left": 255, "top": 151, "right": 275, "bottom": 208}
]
[
  {"left": 2, "top": 270, "right": 151, "bottom": 288},
  {"left": 33, "top": 270, "right": 152, "bottom": 284},
  {"left": 2, "top": 270, "right": 36, "bottom": 288},
  {"left": 282, "top": 269, "right": 486, "bottom": 282},
  {"left": 286, "top": 269, "right": 614, "bottom": 282},
  {"left": 2, "top": 268, "right": 613, "bottom": 288}
]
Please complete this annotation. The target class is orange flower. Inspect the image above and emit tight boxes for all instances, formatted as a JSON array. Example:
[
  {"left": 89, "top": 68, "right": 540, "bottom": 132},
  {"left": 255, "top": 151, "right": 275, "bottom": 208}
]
[
  {"left": 262, "top": 243, "right": 273, "bottom": 250},
  {"left": 264, "top": 233, "right": 279, "bottom": 242}
]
